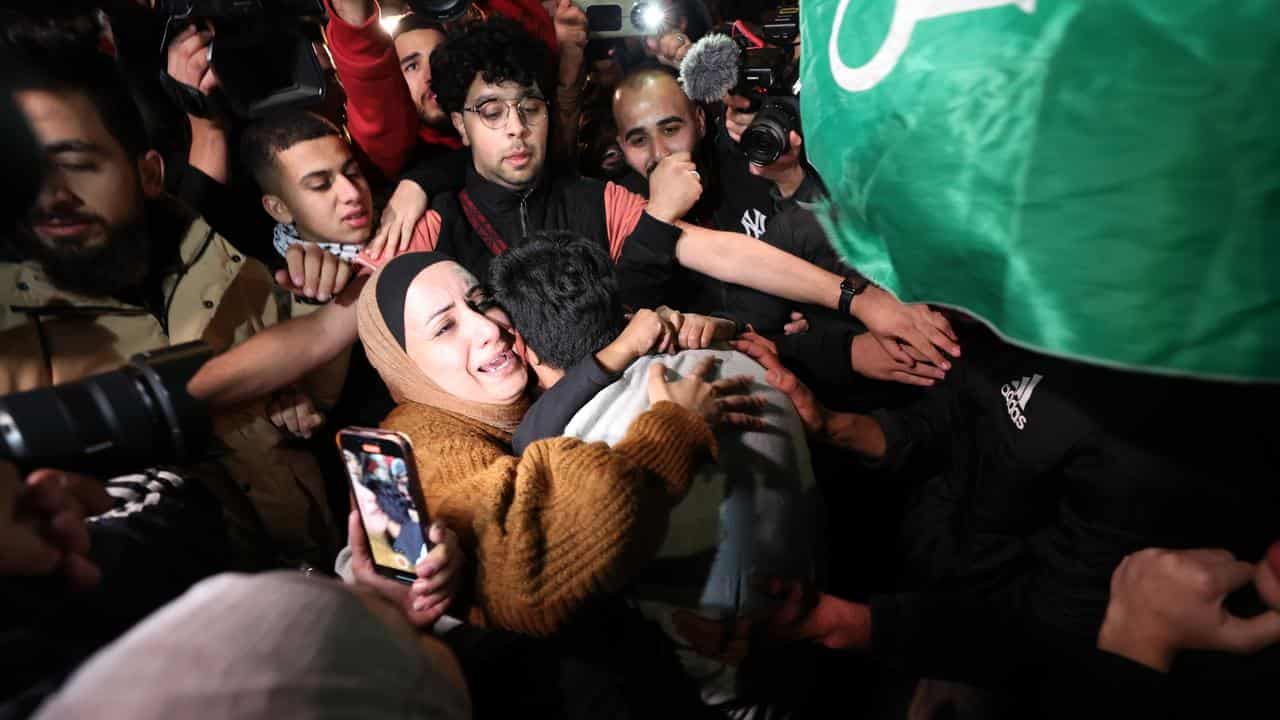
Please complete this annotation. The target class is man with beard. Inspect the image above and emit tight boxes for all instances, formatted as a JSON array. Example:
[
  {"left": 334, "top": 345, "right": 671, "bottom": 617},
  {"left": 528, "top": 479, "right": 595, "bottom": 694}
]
[
  {"left": 392, "top": 14, "right": 457, "bottom": 149},
  {"left": 0, "top": 46, "right": 338, "bottom": 570},
  {"left": 609, "top": 66, "right": 956, "bottom": 389}
]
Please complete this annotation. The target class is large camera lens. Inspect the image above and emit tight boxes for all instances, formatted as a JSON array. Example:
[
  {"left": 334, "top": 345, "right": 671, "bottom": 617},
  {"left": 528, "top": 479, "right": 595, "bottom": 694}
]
[
  {"left": 741, "top": 97, "right": 800, "bottom": 166},
  {"left": 0, "top": 342, "right": 212, "bottom": 476}
]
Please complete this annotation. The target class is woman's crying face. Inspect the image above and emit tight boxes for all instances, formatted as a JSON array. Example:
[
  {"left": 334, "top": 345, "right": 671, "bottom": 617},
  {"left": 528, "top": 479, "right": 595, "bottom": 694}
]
[{"left": 402, "top": 262, "right": 529, "bottom": 406}]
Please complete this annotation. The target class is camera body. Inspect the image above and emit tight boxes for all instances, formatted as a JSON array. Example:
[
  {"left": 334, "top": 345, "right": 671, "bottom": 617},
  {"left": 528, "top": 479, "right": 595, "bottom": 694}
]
[
  {"left": 734, "top": 43, "right": 800, "bottom": 166},
  {"left": 759, "top": 3, "right": 800, "bottom": 46},
  {"left": 577, "top": 1, "right": 670, "bottom": 38},
  {"left": 403, "top": 0, "right": 473, "bottom": 21},
  {"left": 158, "top": 0, "right": 330, "bottom": 119}
]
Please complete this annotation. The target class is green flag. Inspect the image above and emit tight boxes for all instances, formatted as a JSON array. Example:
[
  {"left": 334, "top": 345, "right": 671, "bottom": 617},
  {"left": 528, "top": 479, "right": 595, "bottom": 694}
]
[{"left": 800, "top": 0, "right": 1280, "bottom": 382}]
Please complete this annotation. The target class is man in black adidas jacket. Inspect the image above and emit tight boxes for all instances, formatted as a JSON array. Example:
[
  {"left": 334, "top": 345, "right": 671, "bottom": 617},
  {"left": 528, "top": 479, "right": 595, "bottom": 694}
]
[{"left": 727, "top": 322, "right": 1280, "bottom": 713}]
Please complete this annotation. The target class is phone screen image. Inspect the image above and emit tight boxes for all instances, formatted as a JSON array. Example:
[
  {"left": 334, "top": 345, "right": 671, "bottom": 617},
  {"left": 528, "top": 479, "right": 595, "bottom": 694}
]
[{"left": 342, "top": 447, "right": 428, "bottom": 575}]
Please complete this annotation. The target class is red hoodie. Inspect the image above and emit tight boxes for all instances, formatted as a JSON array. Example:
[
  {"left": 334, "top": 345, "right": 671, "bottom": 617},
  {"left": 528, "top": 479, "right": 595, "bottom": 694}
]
[{"left": 324, "top": 0, "right": 556, "bottom": 182}]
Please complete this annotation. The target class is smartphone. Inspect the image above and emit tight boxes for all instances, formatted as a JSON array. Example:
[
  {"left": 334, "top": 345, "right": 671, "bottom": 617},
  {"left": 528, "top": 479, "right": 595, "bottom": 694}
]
[
  {"left": 578, "top": 0, "right": 670, "bottom": 38},
  {"left": 337, "top": 427, "right": 431, "bottom": 584}
]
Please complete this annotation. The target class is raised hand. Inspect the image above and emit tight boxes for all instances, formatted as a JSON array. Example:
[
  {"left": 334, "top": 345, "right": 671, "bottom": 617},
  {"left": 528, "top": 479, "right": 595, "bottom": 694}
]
[
  {"left": 166, "top": 24, "right": 220, "bottom": 96},
  {"left": 645, "top": 151, "right": 702, "bottom": 224}
]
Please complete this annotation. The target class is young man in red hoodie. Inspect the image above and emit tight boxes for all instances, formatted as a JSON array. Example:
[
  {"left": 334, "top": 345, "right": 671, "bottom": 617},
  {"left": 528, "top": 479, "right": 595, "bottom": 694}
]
[{"left": 323, "top": 0, "right": 557, "bottom": 184}]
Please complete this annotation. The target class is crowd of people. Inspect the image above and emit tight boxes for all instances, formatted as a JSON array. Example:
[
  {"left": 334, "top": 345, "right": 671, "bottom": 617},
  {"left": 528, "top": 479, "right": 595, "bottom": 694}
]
[{"left": 1, "top": 1, "right": 1277, "bottom": 718}]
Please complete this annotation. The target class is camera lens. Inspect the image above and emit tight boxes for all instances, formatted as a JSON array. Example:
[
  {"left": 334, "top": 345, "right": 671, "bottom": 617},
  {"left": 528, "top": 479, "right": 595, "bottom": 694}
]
[
  {"left": 742, "top": 99, "right": 799, "bottom": 166},
  {"left": 0, "top": 342, "right": 212, "bottom": 477}
]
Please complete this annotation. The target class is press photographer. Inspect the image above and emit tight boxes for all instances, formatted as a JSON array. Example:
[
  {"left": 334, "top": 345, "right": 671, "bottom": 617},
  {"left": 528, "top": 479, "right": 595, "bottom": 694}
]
[
  {"left": 679, "top": 6, "right": 803, "bottom": 170},
  {"left": 0, "top": 31, "right": 339, "bottom": 568}
]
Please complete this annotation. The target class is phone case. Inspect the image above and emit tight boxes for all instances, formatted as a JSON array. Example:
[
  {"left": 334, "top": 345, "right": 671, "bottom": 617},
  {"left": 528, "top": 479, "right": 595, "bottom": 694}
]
[{"left": 337, "top": 427, "right": 432, "bottom": 584}]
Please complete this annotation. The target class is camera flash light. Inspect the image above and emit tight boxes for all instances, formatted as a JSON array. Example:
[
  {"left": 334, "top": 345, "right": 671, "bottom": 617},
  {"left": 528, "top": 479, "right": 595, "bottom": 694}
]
[{"left": 638, "top": 3, "right": 666, "bottom": 31}]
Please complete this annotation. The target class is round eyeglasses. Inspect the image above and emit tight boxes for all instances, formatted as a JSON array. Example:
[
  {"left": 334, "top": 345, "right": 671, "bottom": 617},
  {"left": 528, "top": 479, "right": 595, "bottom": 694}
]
[{"left": 462, "top": 97, "right": 548, "bottom": 130}]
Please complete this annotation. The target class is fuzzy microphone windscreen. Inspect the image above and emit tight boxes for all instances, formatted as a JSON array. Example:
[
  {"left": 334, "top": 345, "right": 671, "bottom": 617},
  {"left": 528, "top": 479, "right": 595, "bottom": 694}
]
[{"left": 679, "top": 33, "right": 741, "bottom": 103}]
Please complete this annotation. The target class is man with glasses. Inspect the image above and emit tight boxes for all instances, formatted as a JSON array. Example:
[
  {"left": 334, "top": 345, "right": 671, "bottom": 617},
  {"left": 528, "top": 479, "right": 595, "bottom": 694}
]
[{"left": 389, "top": 17, "right": 863, "bottom": 313}]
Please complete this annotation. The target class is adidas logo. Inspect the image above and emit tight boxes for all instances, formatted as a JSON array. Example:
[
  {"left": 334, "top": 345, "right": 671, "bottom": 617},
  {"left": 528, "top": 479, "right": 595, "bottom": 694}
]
[{"left": 1000, "top": 374, "right": 1042, "bottom": 430}]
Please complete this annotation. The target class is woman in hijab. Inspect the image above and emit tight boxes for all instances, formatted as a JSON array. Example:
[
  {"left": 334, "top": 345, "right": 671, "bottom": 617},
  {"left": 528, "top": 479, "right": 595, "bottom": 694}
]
[{"left": 355, "top": 251, "right": 725, "bottom": 637}]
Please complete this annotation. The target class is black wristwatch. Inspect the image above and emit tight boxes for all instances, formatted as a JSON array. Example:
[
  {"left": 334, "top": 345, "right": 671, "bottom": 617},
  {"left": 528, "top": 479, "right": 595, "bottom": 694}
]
[{"left": 838, "top": 275, "right": 871, "bottom": 316}]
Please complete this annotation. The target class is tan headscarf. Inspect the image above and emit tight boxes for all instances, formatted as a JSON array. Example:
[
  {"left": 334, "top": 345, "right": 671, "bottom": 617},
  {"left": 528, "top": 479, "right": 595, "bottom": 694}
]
[{"left": 356, "top": 253, "right": 530, "bottom": 434}]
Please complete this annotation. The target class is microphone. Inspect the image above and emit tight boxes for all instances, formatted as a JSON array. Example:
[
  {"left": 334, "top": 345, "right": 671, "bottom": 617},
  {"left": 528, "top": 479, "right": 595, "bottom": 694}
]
[{"left": 679, "top": 33, "right": 741, "bottom": 103}]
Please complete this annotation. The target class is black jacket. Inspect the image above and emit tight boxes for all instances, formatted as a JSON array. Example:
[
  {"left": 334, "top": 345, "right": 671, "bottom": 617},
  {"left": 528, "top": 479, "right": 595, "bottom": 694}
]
[
  {"left": 425, "top": 166, "right": 682, "bottom": 311},
  {"left": 858, "top": 326, "right": 1280, "bottom": 711},
  {"left": 867, "top": 325, "right": 1278, "bottom": 645}
]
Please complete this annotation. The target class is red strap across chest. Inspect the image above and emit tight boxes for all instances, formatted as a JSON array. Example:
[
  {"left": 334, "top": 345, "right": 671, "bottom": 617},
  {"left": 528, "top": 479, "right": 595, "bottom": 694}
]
[{"left": 457, "top": 189, "right": 508, "bottom": 257}]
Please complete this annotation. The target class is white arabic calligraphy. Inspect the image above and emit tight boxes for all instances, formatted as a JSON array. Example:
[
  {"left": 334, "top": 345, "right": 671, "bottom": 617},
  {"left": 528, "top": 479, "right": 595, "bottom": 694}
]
[{"left": 828, "top": 0, "right": 1036, "bottom": 92}]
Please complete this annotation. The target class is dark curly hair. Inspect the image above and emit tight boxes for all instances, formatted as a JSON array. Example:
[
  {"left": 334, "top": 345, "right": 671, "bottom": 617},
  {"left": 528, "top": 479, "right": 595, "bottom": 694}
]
[
  {"left": 429, "top": 18, "right": 553, "bottom": 116},
  {"left": 488, "top": 230, "right": 623, "bottom": 370}
]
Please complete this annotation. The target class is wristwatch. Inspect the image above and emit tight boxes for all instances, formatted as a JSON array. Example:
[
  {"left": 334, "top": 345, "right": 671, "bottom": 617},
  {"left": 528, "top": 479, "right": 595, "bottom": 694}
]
[{"left": 838, "top": 275, "right": 871, "bottom": 316}]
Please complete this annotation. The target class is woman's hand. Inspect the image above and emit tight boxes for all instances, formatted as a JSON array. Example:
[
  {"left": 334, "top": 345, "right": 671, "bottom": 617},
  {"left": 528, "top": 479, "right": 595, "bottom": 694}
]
[
  {"left": 647, "top": 356, "right": 767, "bottom": 430},
  {"left": 367, "top": 180, "right": 429, "bottom": 262},
  {"left": 348, "top": 510, "right": 465, "bottom": 628}
]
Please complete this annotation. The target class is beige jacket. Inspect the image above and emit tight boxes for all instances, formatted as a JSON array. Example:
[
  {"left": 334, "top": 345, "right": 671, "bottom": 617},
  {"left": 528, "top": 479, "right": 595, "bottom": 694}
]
[{"left": 0, "top": 212, "right": 337, "bottom": 565}]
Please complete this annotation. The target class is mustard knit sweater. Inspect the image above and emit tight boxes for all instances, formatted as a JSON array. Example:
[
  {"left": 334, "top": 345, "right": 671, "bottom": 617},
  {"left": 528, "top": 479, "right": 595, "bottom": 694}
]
[{"left": 382, "top": 400, "right": 716, "bottom": 637}]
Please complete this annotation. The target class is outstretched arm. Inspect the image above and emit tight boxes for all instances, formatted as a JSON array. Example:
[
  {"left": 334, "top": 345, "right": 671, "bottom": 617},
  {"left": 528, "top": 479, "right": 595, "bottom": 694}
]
[
  {"left": 674, "top": 222, "right": 959, "bottom": 368},
  {"left": 325, "top": 0, "right": 420, "bottom": 181},
  {"left": 188, "top": 278, "right": 365, "bottom": 409},
  {"left": 674, "top": 221, "right": 841, "bottom": 309}
]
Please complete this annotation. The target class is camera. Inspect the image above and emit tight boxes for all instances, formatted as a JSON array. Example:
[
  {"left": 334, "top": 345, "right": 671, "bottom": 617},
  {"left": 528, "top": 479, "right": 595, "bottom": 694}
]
[
  {"left": 577, "top": 1, "right": 670, "bottom": 38},
  {"left": 157, "top": 0, "right": 330, "bottom": 119},
  {"left": 759, "top": 3, "right": 799, "bottom": 46},
  {"left": 680, "top": 16, "right": 802, "bottom": 167},
  {"left": 0, "top": 342, "right": 214, "bottom": 478},
  {"left": 735, "top": 43, "right": 800, "bottom": 166},
  {"left": 404, "top": 0, "right": 474, "bottom": 21}
]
